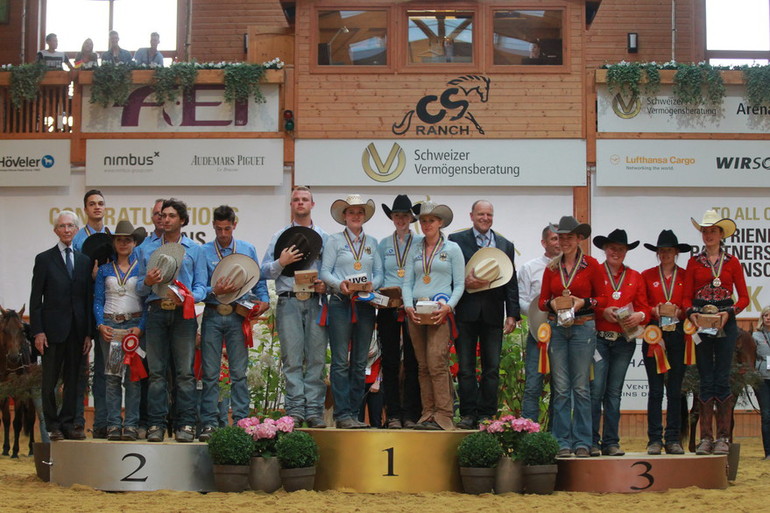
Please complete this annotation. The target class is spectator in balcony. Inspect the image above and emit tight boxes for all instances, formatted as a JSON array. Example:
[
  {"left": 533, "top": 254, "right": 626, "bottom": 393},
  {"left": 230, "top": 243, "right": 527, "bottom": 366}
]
[
  {"left": 37, "top": 33, "right": 72, "bottom": 70},
  {"left": 101, "top": 30, "right": 133, "bottom": 64},
  {"left": 134, "top": 32, "right": 164, "bottom": 67},
  {"left": 74, "top": 38, "right": 99, "bottom": 69}
]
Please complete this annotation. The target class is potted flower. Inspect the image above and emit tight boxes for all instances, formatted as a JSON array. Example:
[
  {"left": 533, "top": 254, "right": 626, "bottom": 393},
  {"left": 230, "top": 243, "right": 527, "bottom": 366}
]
[
  {"left": 276, "top": 431, "right": 320, "bottom": 491},
  {"left": 518, "top": 431, "right": 560, "bottom": 494},
  {"left": 480, "top": 415, "right": 540, "bottom": 493},
  {"left": 206, "top": 425, "right": 253, "bottom": 492},
  {"left": 456, "top": 431, "right": 503, "bottom": 494},
  {"left": 237, "top": 415, "right": 294, "bottom": 492}
]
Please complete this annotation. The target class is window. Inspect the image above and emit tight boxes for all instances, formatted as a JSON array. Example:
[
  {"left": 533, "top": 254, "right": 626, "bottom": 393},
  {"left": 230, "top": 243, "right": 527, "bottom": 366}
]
[
  {"left": 407, "top": 10, "right": 474, "bottom": 64},
  {"left": 492, "top": 10, "right": 563, "bottom": 65},
  {"left": 706, "top": 0, "right": 769, "bottom": 66},
  {"left": 317, "top": 10, "right": 388, "bottom": 66}
]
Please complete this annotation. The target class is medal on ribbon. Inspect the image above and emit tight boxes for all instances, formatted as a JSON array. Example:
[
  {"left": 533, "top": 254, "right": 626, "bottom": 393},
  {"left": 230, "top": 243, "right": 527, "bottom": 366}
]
[
  {"left": 536, "top": 323, "right": 551, "bottom": 374},
  {"left": 122, "top": 334, "right": 148, "bottom": 381},
  {"left": 707, "top": 252, "right": 725, "bottom": 288},
  {"left": 112, "top": 259, "right": 137, "bottom": 297},
  {"left": 214, "top": 239, "right": 236, "bottom": 261},
  {"left": 559, "top": 248, "right": 583, "bottom": 296},
  {"left": 393, "top": 231, "right": 412, "bottom": 280},
  {"left": 421, "top": 235, "right": 444, "bottom": 285},
  {"left": 344, "top": 230, "right": 366, "bottom": 272},
  {"left": 605, "top": 262, "right": 627, "bottom": 301},
  {"left": 643, "top": 325, "right": 670, "bottom": 374}
]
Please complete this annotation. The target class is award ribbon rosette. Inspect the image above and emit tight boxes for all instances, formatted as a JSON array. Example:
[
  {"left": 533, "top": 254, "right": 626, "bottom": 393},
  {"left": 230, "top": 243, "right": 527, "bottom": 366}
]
[
  {"left": 171, "top": 280, "right": 196, "bottom": 319},
  {"left": 643, "top": 325, "right": 670, "bottom": 374},
  {"left": 536, "top": 323, "right": 551, "bottom": 374},
  {"left": 238, "top": 301, "right": 266, "bottom": 348},
  {"left": 122, "top": 333, "right": 148, "bottom": 382},
  {"left": 683, "top": 318, "right": 698, "bottom": 365}
]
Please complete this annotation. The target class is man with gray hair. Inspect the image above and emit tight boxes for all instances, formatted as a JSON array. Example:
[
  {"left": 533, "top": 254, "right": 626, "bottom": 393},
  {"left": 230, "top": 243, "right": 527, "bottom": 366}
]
[{"left": 30, "top": 211, "right": 94, "bottom": 441}]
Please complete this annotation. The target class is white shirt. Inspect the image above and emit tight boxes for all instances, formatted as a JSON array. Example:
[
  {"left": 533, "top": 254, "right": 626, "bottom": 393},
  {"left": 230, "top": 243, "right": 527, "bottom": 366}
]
[
  {"left": 517, "top": 254, "right": 551, "bottom": 313},
  {"left": 57, "top": 241, "right": 74, "bottom": 266}
]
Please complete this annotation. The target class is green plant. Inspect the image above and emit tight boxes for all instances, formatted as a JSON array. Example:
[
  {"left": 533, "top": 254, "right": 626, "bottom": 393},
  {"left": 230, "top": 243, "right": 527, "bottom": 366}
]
[
  {"left": 276, "top": 431, "right": 319, "bottom": 469},
  {"left": 743, "top": 65, "right": 770, "bottom": 106},
  {"left": 247, "top": 287, "right": 285, "bottom": 415},
  {"left": 224, "top": 63, "right": 266, "bottom": 104},
  {"left": 206, "top": 425, "right": 253, "bottom": 465},
  {"left": 606, "top": 61, "right": 660, "bottom": 99},
  {"left": 673, "top": 63, "right": 725, "bottom": 105},
  {"left": 91, "top": 62, "right": 135, "bottom": 107},
  {"left": 9, "top": 63, "right": 47, "bottom": 108},
  {"left": 152, "top": 62, "right": 198, "bottom": 104},
  {"left": 457, "top": 432, "right": 503, "bottom": 468},
  {"left": 479, "top": 415, "right": 540, "bottom": 458},
  {"left": 517, "top": 431, "right": 559, "bottom": 466}
]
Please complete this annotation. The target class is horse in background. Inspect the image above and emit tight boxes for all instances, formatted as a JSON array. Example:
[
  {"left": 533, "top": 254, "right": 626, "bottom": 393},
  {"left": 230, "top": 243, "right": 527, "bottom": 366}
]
[{"left": 0, "top": 305, "right": 37, "bottom": 457}]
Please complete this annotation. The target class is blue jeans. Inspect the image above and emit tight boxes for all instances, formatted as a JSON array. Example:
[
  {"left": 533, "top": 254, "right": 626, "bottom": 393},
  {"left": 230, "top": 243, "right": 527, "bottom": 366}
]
[
  {"left": 548, "top": 320, "right": 595, "bottom": 451},
  {"left": 276, "top": 295, "right": 329, "bottom": 419},
  {"left": 643, "top": 327, "right": 686, "bottom": 444},
  {"left": 522, "top": 332, "right": 545, "bottom": 422},
  {"left": 754, "top": 379, "right": 770, "bottom": 457},
  {"left": 695, "top": 318, "right": 737, "bottom": 402},
  {"left": 76, "top": 338, "right": 106, "bottom": 429},
  {"left": 100, "top": 317, "right": 143, "bottom": 428},
  {"left": 591, "top": 335, "right": 637, "bottom": 448},
  {"left": 455, "top": 319, "right": 503, "bottom": 419},
  {"left": 328, "top": 294, "right": 375, "bottom": 421},
  {"left": 145, "top": 305, "right": 198, "bottom": 429},
  {"left": 200, "top": 308, "right": 250, "bottom": 426}
]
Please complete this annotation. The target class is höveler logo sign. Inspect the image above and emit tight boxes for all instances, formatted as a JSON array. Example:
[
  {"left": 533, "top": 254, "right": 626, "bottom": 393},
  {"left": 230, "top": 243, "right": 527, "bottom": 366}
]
[
  {"left": 362, "top": 143, "right": 406, "bottom": 182},
  {"left": 392, "top": 75, "right": 491, "bottom": 136}
]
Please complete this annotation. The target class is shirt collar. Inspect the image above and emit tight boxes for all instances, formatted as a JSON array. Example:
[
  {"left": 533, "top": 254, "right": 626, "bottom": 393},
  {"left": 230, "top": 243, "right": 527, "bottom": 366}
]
[
  {"left": 345, "top": 227, "right": 364, "bottom": 242},
  {"left": 57, "top": 241, "right": 71, "bottom": 252},
  {"left": 472, "top": 227, "right": 493, "bottom": 242}
]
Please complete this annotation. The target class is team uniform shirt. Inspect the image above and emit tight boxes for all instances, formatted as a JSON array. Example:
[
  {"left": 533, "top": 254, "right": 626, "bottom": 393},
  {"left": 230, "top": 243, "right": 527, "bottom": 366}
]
[
  {"left": 377, "top": 230, "right": 424, "bottom": 289},
  {"left": 538, "top": 253, "right": 608, "bottom": 314},
  {"left": 594, "top": 264, "right": 651, "bottom": 334},
  {"left": 133, "top": 48, "right": 164, "bottom": 67},
  {"left": 135, "top": 235, "right": 208, "bottom": 303},
  {"left": 402, "top": 236, "right": 465, "bottom": 309},
  {"left": 201, "top": 238, "right": 268, "bottom": 304},
  {"left": 73, "top": 224, "right": 110, "bottom": 252},
  {"left": 261, "top": 223, "right": 329, "bottom": 295},
  {"left": 517, "top": 254, "right": 550, "bottom": 314},
  {"left": 683, "top": 251, "right": 749, "bottom": 314},
  {"left": 94, "top": 256, "right": 147, "bottom": 330},
  {"left": 642, "top": 265, "right": 688, "bottom": 320},
  {"left": 320, "top": 229, "right": 383, "bottom": 293}
]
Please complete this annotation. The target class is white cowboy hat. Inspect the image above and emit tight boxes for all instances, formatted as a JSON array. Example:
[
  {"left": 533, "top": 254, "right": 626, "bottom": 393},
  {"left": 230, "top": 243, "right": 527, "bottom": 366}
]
[
  {"left": 465, "top": 247, "right": 513, "bottom": 294},
  {"left": 413, "top": 201, "right": 453, "bottom": 228},
  {"left": 148, "top": 242, "right": 185, "bottom": 296},
  {"left": 690, "top": 209, "right": 736, "bottom": 239},
  {"left": 330, "top": 194, "right": 376, "bottom": 225},
  {"left": 528, "top": 301, "right": 548, "bottom": 338},
  {"left": 210, "top": 253, "right": 261, "bottom": 304}
]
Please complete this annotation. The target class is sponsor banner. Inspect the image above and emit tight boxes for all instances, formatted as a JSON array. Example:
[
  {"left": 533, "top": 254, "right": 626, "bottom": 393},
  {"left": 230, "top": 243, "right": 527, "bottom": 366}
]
[
  {"left": 296, "top": 139, "right": 586, "bottom": 186},
  {"left": 598, "top": 84, "right": 770, "bottom": 133},
  {"left": 81, "top": 84, "right": 279, "bottom": 133},
  {"left": 0, "top": 140, "right": 70, "bottom": 186},
  {"left": 597, "top": 139, "right": 770, "bottom": 187},
  {"left": 86, "top": 139, "right": 284, "bottom": 186}
]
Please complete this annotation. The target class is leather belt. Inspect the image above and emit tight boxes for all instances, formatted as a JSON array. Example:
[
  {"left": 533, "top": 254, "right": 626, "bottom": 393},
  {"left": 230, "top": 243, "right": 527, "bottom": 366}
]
[
  {"left": 279, "top": 291, "right": 317, "bottom": 301},
  {"left": 205, "top": 303, "right": 238, "bottom": 316},
  {"left": 105, "top": 312, "right": 142, "bottom": 323},
  {"left": 548, "top": 314, "right": 595, "bottom": 325},
  {"left": 149, "top": 299, "right": 179, "bottom": 311},
  {"left": 597, "top": 330, "right": 626, "bottom": 341}
]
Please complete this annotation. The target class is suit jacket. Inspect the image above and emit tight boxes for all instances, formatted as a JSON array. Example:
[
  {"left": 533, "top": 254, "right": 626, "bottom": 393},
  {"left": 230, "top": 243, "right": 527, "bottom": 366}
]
[
  {"left": 29, "top": 245, "right": 93, "bottom": 344},
  {"left": 448, "top": 229, "right": 520, "bottom": 326}
]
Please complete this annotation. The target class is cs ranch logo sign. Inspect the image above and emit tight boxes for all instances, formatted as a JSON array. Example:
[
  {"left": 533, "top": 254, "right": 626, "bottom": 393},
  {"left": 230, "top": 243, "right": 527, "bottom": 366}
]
[{"left": 392, "top": 75, "right": 491, "bottom": 136}]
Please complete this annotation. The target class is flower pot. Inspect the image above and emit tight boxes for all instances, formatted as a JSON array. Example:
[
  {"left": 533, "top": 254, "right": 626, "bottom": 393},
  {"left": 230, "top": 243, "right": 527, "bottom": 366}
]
[
  {"left": 495, "top": 456, "right": 523, "bottom": 493},
  {"left": 249, "top": 456, "right": 282, "bottom": 492},
  {"left": 523, "top": 464, "right": 558, "bottom": 494},
  {"left": 280, "top": 466, "right": 317, "bottom": 492},
  {"left": 459, "top": 467, "right": 496, "bottom": 494},
  {"left": 212, "top": 464, "right": 250, "bottom": 492},
  {"left": 727, "top": 442, "right": 741, "bottom": 481}
]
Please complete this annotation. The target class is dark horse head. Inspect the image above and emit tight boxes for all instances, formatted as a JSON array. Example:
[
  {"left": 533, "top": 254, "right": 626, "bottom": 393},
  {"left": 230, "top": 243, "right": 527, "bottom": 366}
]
[{"left": 0, "top": 305, "right": 28, "bottom": 376}]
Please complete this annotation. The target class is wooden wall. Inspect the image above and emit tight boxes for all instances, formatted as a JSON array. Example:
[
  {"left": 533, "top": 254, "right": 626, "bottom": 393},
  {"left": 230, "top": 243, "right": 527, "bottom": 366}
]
[{"left": 0, "top": 0, "right": 43, "bottom": 65}]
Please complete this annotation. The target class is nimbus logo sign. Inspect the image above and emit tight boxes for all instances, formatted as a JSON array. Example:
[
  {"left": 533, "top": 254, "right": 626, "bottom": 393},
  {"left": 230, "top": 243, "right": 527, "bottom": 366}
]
[
  {"left": 362, "top": 143, "right": 406, "bottom": 182},
  {"left": 103, "top": 151, "right": 159, "bottom": 166},
  {"left": 0, "top": 155, "right": 55, "bottom": 169},
  {"left": 611, "top": 93, "right": 642, "bottom": 119}
]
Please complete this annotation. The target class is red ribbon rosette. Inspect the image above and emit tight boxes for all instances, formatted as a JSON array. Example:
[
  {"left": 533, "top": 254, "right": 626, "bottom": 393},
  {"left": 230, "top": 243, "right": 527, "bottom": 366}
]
[
  {"left": 536, "top": 323, "right": 551, "bottom": 374},
  {"left": 643, "top": 325, "right": 670, "bottom": 374},
  {"left": 172, "top": 279, "right": 196, "bottom": 319},
  {"left": 241, "top": 302, "right": 266, "bottom": 348},
  {"left": 122, "top": 334, "right": 148, "bottom": 382}
]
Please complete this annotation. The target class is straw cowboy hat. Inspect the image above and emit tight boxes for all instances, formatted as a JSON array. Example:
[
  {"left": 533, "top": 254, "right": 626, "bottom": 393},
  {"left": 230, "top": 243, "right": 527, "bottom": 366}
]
[
  {"left": 211, "top": 253, "right": 261, "bottom": 304},
  {"left": 112, "top": 219, "right": 147, "bottom": 245},
  {"left": 148, "top": 242, "right": 186, "bottom": 296},
  {"left": 382, "top": 194, "right": 417, "bottom": 223},
  {"left": 593, "top": 228, "right": 640, "bottom": 250},
  {"left": 273, "top": 226, "right": 323, "bottom": 277},
  {"left": 412, "top": 201, "right": 453, "bottom": 228},
  {"left": 643, "top": 229, "right": 693, "bottom": 253},
  {"left": 465, "top": 247, "right": 514, "bottom": 294},
  {"left": 691, "top": 209, "right": 736, "bottom": 239},
  {"left": 330, "top": 194, "right": 376, "bottom": 225},
  {"left": 552, "top": 215, "right": 591, "bottom": 239}
]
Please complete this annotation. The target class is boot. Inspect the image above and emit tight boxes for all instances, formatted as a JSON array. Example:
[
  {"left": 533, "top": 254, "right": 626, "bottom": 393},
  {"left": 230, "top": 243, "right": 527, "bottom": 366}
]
[
  {"left": 713, "top": 395, "right": 736, "bottom": 455},
  {"left": 695, "top": 398, "right": 715, "bottom": 455}
]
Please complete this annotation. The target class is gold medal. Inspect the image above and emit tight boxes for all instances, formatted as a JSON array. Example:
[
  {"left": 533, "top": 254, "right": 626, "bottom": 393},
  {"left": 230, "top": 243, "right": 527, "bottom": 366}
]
[
  {"left": 397, "top": 268, "right": 405, "bottom": 278},
  {"left": 423, "top": 275, "right": 431, "bottom": 284},
  {"left": 353, "top": 261, "right": 362, "bottom": 271},
  {"left": 393, "top": 231, "right": 413, "bottom": 279},
  {"left": 562, "top": 289, "right": 571, "bottom": 296}
]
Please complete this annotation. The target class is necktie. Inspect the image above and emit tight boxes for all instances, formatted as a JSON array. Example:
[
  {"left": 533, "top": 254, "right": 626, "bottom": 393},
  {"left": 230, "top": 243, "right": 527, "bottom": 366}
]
[
  {"left": 477, "top": 234, "right": 489, "bottom": 247},
  {"left": 65, "top": 247, "right": 74, "bottom": 278}
]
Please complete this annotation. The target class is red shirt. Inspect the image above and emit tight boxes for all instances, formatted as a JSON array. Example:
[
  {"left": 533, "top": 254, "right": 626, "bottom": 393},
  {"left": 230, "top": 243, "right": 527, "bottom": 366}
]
[
  {"left": 642, "top": 265, "right": 688, "bottom": 320},
  {"left": 538, "top": 253, "right": 607, "bottom": 313},
  {"left": 595, "top": 264, "right": 651, "bottom": 332},
  {"left": 683, "top": 251, "right": 749, "bottom": 313}
]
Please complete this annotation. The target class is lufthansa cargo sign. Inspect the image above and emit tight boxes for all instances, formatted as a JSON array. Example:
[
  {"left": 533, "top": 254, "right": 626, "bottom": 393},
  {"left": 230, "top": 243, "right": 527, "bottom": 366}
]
[{"left": 0, "top": 140, "right": 70, "bottom": 186}]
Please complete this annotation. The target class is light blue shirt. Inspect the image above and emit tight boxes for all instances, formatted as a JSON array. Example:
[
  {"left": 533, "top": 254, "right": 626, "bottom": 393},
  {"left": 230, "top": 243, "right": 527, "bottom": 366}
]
[
  {"left": 201, "top": 238, "right": 268, "bottom": 303},
  {"left": 321, "top": 229, "right": 383, "bottom": 292},
  {"left": 135, "top": 235, "right": 208, "bottom": 302},
  {"left": 378, "top": 230, "right": 424, "bottom": 289},
  {"left": 73, "top": 224, "right": 109, "bottom": 252},
  {"left": 472, "top": 227, "right": 497, "bottom": 249},
  {"left": 133, "top": 47, "right": 164, "bottom": 66},
  {"left": 261, "top": 223, "right": 329, "bottom": 295},
  {"left": 402, "top": 235, "right": 465, "bottom": 309}
]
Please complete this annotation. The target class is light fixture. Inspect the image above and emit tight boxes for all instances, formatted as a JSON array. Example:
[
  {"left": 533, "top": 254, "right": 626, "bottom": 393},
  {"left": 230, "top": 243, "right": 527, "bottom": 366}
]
[
  {"left": 627, "top": 32, "right": 638, "bottom": 53},
  {"left": 328, "top": 26, "right": 349, "bottom": 47}
]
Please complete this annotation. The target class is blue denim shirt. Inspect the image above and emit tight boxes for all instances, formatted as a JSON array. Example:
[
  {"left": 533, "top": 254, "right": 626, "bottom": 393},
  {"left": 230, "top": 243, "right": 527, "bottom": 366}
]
[
  {"left": 261, "top": 223, "right": 329, "bottom": 294},
  {"left": 133, "top": 48, "right": 164, "bottom": 66},
  {"left": 321, "top": 229, "right": 383, "bottom": 293},
  {"left": 135, "top": 235, "right": 208, "bottom": 302},
  {"left": 201, "top": 238, "right": 268, "bottom": 303},
  {"left": 94, "top": 255, "right": 148, "bottom": 330},
  {"left": 377, "top": 230, "right": 424, "bottom": 289},
  {"left": 402, "top": 235, "right": 465, "bottom": 309}
]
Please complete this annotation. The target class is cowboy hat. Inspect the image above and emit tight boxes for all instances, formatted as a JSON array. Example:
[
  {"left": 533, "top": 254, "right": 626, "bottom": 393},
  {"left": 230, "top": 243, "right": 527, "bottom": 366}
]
[
  {"left": 273, "top": 226, "right": 323, "bottom": 277},
  {"left": 81, "top": 233, "right": 113, "bottom": 266},
  {"left": 553, "top": 216, "right": 591, "bottom": 239},
  {"left": 412, "top": 201, "right": 453, "bottom": 228},
  {"left": 147, "top": 242, "right": 186, "bottom": 296},
  {"left": 211, "top": 253, "right": 260, "bottom": 304},
  {"left": 691, "top": 209, "right": 736, "bottom": 239},
  {"left": 382, "top": 194, "right": 417, "bottom": 223},
  {"left": 643, "top": 229, "right": 693, "bottom": 253},
  {"left": 465, "top": 247, "right": 513, "bottom": 293},
  {"left": 330, "top": 194, "right": 376, "bottom": 225},
  {"left": 112, "top": 219, "right": 147, "bottom": 245},
  {"left": 593, "top": 229, "right": 640, "bottom": 250}
]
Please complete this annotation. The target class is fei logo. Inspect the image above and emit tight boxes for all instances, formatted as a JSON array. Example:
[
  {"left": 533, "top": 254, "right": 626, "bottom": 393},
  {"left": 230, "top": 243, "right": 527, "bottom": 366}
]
[
  {"left": 611, "top": 93, "right": 642, "bottom": 119},
  {"left": 41, "top": 155, "right": 55, "bottom": 168},
  {"left": 362, "top": 143, "right": 406, "bottom": 183}
]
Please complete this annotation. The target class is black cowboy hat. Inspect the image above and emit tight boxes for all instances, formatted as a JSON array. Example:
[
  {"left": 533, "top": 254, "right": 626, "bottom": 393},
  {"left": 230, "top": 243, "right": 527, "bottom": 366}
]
[
  {"left": 553, "top": 216, "right": 591, "bottom": 239},
  {"left": 643, "top": 229, "right": 693, "bottom": 253},
  {"left": 382, "top": 194, "right": 417, "bottom": 223},
  {"left": 81, "top": 233, "right": 114, "bottom": 266},
  {"left": 593, "top": 229, "right": 640, "bottom": 250},
  {"left": 274, "top": 226, "right": 323, "bottom": 277}
]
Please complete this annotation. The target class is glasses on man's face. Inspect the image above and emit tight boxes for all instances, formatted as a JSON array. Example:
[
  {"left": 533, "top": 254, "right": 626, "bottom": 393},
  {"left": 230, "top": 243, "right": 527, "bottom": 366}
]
[
  {"left": 57, "top": 223, "right": 76, "bottom": 230},
  {"left": 153, "top": 212, "right": 162, "bottom": 217}
]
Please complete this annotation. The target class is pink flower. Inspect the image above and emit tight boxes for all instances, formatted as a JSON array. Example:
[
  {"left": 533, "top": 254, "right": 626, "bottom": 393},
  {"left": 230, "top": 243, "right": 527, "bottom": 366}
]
[
  {"left": 486, "top": 420, "right": 505, "bottom": 434},
  {"left": 256, "top": 422, "right": 277, "bottom": 439},
  {"left": 276, "top": 416, "right": 295, "bottom": 433}
]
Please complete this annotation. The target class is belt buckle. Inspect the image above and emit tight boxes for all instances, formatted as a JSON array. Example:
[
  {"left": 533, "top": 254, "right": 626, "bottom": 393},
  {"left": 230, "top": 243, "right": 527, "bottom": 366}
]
[
  {"left": 160, "top": 299, "right": 176, "bottom": 311},
  {"left": 114, "top": 314, "right": 127, "bottom": 323},
  {"left": 701, "top": 304, "right": 719, "bottom": 315},
  {"left": 661, "top": 324, "right": 676, "bottom": 332},
  {"left": 216, "top": 304, "right": 234, "bottom": 315},
  {"left": 295, "top": 292, "right": 311, "bottom": 301}
]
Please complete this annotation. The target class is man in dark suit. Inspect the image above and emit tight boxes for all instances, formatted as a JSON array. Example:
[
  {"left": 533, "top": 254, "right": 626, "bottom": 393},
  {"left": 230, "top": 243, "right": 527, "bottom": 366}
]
[
  {"left": 449, "top": 200, "right": 520, "bottom": 429},
  {"left": 30, "top": 210, "right": 93, "bottom": 441}
]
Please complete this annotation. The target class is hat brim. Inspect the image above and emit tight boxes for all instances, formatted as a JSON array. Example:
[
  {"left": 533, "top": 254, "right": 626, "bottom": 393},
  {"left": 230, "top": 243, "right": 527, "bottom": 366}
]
[
  {"left": 331, "top": 199, "right": 375, "bottom": 225},
  {"left": 81, "top": 233, "right": 114, "bottom": 266},
  {"left": 691, "top": 217, "right": 736, "bottom": 239},
  {"left": 382, "top": 203, "right": 417, "bottom": 223},
  {"left": 643, "top": 242, "right": 693, "bottom": 253},
  {"left": 211, "top": 253, "right": 261, "bottom": 304},
  {"left": 465, "top": 247, "right": 513, "bottom": 293},
  {"left": 554, "top": 224, "right": 591, "bottom": 239},
  {"left": 415, "top": 204, "right": 454, "bottom": 228},
  {"left": 148, "top": 242, "right": 186, "bottom": 296},
  {"left": 593, "top": 236, "right": 640, "bottom": 250},
  {"left": 273, "top": 226, "right": 323, "bottom": 277},
  {"left": 113, "top": 227, "right": 147, "bottom": 246}
]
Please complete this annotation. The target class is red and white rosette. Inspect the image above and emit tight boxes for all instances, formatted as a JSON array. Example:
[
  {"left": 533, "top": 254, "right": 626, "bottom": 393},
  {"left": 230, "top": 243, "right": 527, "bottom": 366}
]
[
  {"left": 536, "top": 323, "right": 551, "bottom": 374},
  {"left": 122, "top": 334, "right": 148, "bottom": 382},
  {"left": 643, "top": 325, "right": 670, "bottom": 374}
]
